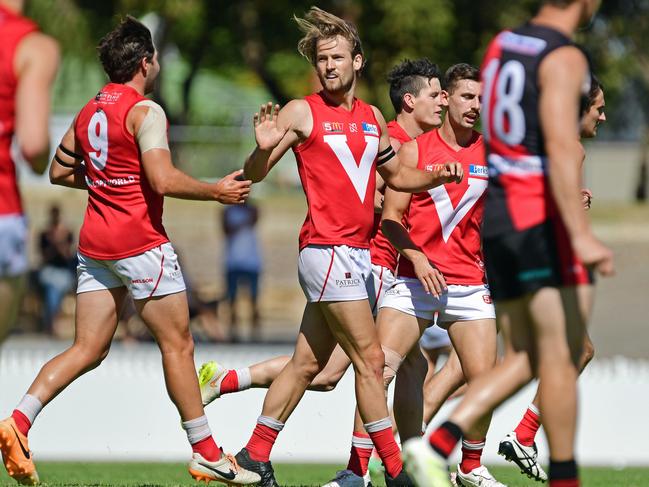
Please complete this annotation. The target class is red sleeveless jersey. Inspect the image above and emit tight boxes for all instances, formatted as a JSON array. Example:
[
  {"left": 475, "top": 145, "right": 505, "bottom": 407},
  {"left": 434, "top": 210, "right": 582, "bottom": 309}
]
[
  {"left": 294, "top": 92, "right": 381, "bottom": 250},
  {"left": 75, "top": 83, "right": 169, "bottom": 259},
  {"left": 0, "top": 6, "right": 37, "bottom": 216},
  {"left": 369, "top": 120, "right": 410, "bottom": 271},
  {"left": 397, "top": 129, "right": 487, "bottom": 285}
]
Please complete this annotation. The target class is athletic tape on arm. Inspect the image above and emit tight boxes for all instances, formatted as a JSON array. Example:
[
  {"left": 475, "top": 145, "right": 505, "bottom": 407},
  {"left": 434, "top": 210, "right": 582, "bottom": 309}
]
[{"left": 135, "top": 100, "right": 170, "bottom": 153}]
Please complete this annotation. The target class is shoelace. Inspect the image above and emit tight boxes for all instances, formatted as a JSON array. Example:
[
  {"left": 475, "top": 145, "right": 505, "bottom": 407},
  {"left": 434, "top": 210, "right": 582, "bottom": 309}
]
[{"left": 225, "top": 453, "right": 240, "bottom": 473}]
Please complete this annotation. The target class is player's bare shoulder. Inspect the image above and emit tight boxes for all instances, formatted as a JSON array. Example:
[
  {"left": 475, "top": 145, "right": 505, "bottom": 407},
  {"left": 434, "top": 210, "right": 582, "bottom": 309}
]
[
  {"left": 14, "top": 31, "right": 59, "bottom": 74},
  {"left": 397, "top": 139, "right": 419, "bottom": 169},
  {"left": 539, "top": 45, "right": 588, "bottom": 88},
  {"left": 280, "top": 98, "right": 313, "bottom": 141}
]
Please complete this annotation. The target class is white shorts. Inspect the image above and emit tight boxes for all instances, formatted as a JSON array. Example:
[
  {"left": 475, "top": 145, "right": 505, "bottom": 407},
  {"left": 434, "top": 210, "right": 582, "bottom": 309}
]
[
  {"left": 298, "top": 245, "right": 371, "bottom": 302},
  {"left": 381, "top": 277, "right": 496, "bottom": 323},
  {"left": 420, "top": 325, "right": 452, "bottom": 350},
  {"left": 77, "top": 242, "right": 186, "bottom": 300},
  {"left": 0, "top": 214, "right": 28, "bottom": 278},
  {"left": 368, "top": 264, "right": 396, "bottom": 316}
]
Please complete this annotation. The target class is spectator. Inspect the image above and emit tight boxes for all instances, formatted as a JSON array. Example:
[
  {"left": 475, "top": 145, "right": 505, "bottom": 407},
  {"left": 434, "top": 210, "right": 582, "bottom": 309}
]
[
  {"left": 38, "top": 204, "right": 75, "bottom": 332},
  {"left": 221, "top": 201, "right": 262, "bottom": 342}
]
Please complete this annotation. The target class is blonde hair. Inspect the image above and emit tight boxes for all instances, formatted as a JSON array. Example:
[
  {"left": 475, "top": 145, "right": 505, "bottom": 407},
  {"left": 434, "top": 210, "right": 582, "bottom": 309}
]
[{"left": 295, "top": 6, "right": 364, "bottom": 68}]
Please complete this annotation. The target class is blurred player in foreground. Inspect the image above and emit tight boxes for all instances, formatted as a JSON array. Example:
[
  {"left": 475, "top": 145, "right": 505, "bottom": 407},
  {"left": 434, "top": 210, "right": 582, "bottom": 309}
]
[
  {"left": 403, "top": 1, "right": 614, "bottom": 486},
  {"left": 0, "top": 0, "right": 59, "bottom": 344},
  {"left": 498, "top": 74, "right": 606, "bottom": 483},
  {"left": 0, "top": 16, "right": 258, "bottom": 486}
]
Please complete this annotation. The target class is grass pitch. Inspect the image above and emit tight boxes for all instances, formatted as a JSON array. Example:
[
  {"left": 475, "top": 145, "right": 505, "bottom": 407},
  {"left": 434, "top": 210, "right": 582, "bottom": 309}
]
[{"left": 0, "top": 462, "right": 647, "bottom": 486}]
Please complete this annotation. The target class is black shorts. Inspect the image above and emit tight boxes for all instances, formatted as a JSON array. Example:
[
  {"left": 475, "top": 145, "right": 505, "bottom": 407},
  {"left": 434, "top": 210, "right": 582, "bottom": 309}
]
[{"left": 483, "top": 221, "right": 593, "bottom": 302}]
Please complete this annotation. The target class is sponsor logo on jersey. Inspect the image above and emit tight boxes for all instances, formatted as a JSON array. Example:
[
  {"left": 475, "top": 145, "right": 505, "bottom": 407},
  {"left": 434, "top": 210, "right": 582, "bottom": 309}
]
[
  {"left": 362, "top": 122, "right": 379, "bottom": 136},
  {"left": 84, "top": 175, "right": 137, "bottom": 188},
  {"left": 323, "top": 122, "right": 344, "bottom": 133},
  {"left": 499, "top": 31, "right": 547, "bottom": 56},
  {"left": 469, "top": 164, "right": 488, "bottom": 178},
  {"left": 95, "top": 91, "right": 123, "bottom": 104},
  {"left": 132, "top": 278, "right": 154, "bottom": 284}
]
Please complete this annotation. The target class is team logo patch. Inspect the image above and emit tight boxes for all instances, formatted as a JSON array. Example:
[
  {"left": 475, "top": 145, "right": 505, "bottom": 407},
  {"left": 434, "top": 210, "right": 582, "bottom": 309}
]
[
  {"left": 345, "top": 272, "right": 352, "bottom": 279},
  {"left": 469, "top": 164, "right": 488, "bottom": 178},
  {"left": 323, "top": 122, "right": 344, "bottom": 133},
  {"left": 362, "top": 122, "right": 379, "bottom": 136}
]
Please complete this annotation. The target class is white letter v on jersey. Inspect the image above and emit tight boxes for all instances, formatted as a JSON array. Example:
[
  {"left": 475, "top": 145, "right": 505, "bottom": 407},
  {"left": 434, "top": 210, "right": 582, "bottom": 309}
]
[
  {"left": 324, "top": 134, "right": 379, "bottom": 203},
  {"left": 428, "top": 178, "right": 488, "bottom": 242}
]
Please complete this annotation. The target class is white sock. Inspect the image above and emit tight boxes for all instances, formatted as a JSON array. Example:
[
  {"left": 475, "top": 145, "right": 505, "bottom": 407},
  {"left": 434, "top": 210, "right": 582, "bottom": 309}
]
[
  {"left": 257, "top": 415, "right": 284, "bottom": 431},
  {"left": 236, "top": 367, "right": 252, "bottom": 390},
  {"left": 16, "top": 394, "right": 43, "bottom": 425},
  {"left": 182, "top": 415, "right": 211, "bottom": 445}
]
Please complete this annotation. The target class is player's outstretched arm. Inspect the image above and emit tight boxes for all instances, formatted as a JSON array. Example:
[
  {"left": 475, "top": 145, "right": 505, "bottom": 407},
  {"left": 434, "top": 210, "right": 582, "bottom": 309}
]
[
  {"left": 243, "top": 100, "right": 307, "bottom": 183},
  {"left": 129, "top": 102, "right": 251, "bottom": 203},
  {"left": 15, "top": 32, "right": 60, "bottom": 174},
  {"left": 381, "top": 151, "right": 446, "bottom": 297},
  {"left": 371, "top": 108, "right": 463, "bottom": 192},
  {"left": 49, "top": 122, "right": 87, "bottom": 189},
  {"left": 540, "top": 47, "right": 613, "bottom": 276}
]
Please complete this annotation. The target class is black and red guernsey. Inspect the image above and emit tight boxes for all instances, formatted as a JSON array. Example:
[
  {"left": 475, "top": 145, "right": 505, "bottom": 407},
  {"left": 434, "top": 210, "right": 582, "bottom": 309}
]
[{"left": 481, "top": 23, "right": 589, "bottom": 237}]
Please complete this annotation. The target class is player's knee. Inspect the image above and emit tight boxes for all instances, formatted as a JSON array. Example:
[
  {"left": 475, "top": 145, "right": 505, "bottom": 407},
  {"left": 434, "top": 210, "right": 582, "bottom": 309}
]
[
  {"left": 74, "top": 343, "right": 110, "bottom": 371},
  {"left": 293, "top": 355, "right": 323, "bottom": 383},
  {"left": 161, "top": 329, "right": 195, "bottom": 356},
  {"left": 381, "top": 346, "right": 404, "bottom": 388}
]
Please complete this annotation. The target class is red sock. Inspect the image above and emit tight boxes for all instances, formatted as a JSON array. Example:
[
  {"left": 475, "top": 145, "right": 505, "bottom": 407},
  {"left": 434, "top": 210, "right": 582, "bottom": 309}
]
[
  {"left": 245, "top": 423, "right": 281, "bottom": 462},
  {"left": 219, "top": 370, "right": 240, "bottom": 395},
  {"left": 11, "top": 410, "right": 31, "bottom": 437},
  {"left": 367, "top": 426, "right": 402, "bottom": 478},
  {"left": 459, "top": 439, "right": 485, "bottom": 474},
  {"left": 429, "top": 421, "right": 462, "bottom": 459},
  {"left": 514, "top": 406, "right": 541, "bottom": 447},
  {"left": 550, "top": 480, "right": 579, "bottom": 487},
  {"left": 346, "top": 432, "right": 373, "bottom": 477},
  {"left": 192, "top": 435, "right": 221, "bottom": 462}
]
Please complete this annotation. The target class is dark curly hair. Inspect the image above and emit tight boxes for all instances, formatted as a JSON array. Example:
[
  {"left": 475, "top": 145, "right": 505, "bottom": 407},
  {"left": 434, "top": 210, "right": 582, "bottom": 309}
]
[
  {"left": 443, "top": 63, "right": 480, "bottom": 94},
  {"left": 97, "top": 16, "right": 155, "bottom": 84},
  {"left": 387, "top": 58, "right": 441, "bottom": 114}
]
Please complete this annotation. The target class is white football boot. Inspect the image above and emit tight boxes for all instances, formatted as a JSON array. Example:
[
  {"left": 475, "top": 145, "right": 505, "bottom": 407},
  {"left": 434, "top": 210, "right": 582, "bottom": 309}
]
[
  {"left": 455, "top": 465, "right": 507, "bottom": 486},
  {"left": 188, "top": 451, "right": 261, "bottom": 485},
  {"left": 402, "top": 437, "right": 451, "bottom": 487},
  {"left": 498, "top": 431, "right": 548, "bottom": 482},
  {"left": 198, "top": 361, "right": 228, "bottom": 406}
]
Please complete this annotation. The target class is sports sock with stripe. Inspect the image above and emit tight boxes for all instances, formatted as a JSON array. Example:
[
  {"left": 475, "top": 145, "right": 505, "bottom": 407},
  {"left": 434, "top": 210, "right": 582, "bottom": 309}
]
[
  {"left": 365, "top": 418, "right": 402, "bottom": 478},
  {"left": 346, "top": 431, "right": 373, "bottom": 477},
  {"left": 549, "top": 459, "right": 579, "bottom": 487},
  {"left": 220, "top": 368, "right": 252, "bottom": 395},
  {"left": 245, "top": 416, "right": 284, "bottom": 462},
  {"left": 182, "top": 415, "right": 220, "bottom": 461},
  {"left": 12, "top": 394, "right": 43, "bottom": 436},
  {"left": 459, "top": 438, "right": 485, "bottom": 474},
  {"left": 429, "top": 421, "right": 463, "bottom": 458}
]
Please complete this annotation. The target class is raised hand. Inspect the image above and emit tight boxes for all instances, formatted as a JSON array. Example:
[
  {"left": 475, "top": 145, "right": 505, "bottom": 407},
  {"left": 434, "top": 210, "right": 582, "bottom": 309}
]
[
  {"left": 214, "top": 170, "right": 252, "bottom": 204},
  {"left": 254, "top": 102, "right": 288, "bottom": 152}
]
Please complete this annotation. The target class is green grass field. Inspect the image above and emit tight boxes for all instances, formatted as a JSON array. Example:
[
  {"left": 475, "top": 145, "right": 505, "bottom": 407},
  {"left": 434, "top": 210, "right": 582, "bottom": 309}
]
[{"left": 0, "top": 463, "right": 647, "bottom": 487}]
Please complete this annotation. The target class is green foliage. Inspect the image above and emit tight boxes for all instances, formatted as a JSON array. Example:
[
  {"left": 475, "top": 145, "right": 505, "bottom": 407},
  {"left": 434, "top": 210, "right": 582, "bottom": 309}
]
[{"left": 26, "top": 0, "right": 649, "bottom": 133}]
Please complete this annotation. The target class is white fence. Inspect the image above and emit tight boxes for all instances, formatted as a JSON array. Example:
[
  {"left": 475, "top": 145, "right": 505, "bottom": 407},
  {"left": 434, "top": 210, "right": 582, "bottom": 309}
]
[{"left": 1, "top": 340, "right": 648, "bottom": 466}]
